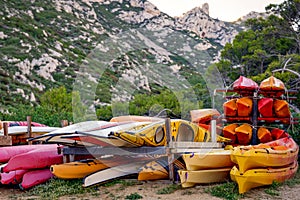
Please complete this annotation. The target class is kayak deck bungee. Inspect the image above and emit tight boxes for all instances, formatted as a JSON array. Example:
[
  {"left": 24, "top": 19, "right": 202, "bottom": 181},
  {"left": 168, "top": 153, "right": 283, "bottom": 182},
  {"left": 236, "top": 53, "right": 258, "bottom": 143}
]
[{"left": 231, "top": 161, "right": 298, "bottom": 194}]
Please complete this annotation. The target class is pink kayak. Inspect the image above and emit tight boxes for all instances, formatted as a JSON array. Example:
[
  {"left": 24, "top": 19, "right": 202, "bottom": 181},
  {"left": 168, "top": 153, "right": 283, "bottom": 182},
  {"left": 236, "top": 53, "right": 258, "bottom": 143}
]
[
  {"left": 1, "top": 169, "right": 28, "bottom": 185},
  {"left": 20, "top": 169, "right": 54, "bottom": 190},
  {"left": 0, "top": 144, "right": 61, "bottom": 163},
  {"left": 233, "top": 76, "right": 258, "bottom": 91},
  {"left": 2, "top": 148, "right": 63, "bottom": 172}
]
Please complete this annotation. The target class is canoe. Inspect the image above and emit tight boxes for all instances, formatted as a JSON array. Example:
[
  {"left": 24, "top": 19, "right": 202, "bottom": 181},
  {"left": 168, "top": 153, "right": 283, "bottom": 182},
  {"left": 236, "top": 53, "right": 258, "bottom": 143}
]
[
  {"left": 230, "top": 161, "right": 298, "bottom": 194},
  {"left": 271, "top": 128, "right": 289, "bottom": 140},
  {"left": 51, "top": 156, "right": 149, "bottom": 179},
  {"left": 258, "top": 98, "right": 273, "bottom": 117},
  {"left": 190, "top": 109, "right": 220, "bottom": 124},
  {"left": 230, "top": 137, "right": 298, "bottom": 173},
  {"left": 223, "top": 124, "right": 238, "bottom": 144},
  {"left": 182, "top": 150, "right": 234, "bottom": 171},
  {"left": 0, "top": 144, "right": 60, "bottom": 163},
  {"left": 233, "top": 76, "right": 258, "bottom": 92},
  {"left": 223, "top": 99, "right": 237, "bottom": 117},
  {"left": 110, "top": 115, "right": 163, "bottom": 123},
  {"left": 83, "top": 161, "right": 149, "bottom": 187},
  {"left": 273, "top": 99, "right": 290, "bottom": 118},
  {"left": 235, "top": 123, "right": 252, "bottom": 145},
  {"left": 236, "top": 97, "right": 253, "bottom": 117},
  {"left": 1, "top": 169, "right": 28, "bottom": 185},
  {"left": 178, "top": 168, "right": 231, "bottom": 188},
  {"left": 259, "top": 76, "right": 285, "bottom": 96},
  {"left": 3, "top": 147, "right": 63, "bottom": 172},
  {"left": 257, "top": 127, "right": 272, "bottom": 143},
  {"left": 20, "top": 169, "right": 54, "bottom": 190},
  {"left": 138, "top": 159, "right": 169, "bottom": 181}
]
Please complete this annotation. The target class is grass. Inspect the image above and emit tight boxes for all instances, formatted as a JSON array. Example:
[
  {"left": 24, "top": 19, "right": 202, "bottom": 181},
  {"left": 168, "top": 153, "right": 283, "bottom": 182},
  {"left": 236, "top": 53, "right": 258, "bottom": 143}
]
[
  {"left": 156, "top": 184, "right": 181, "bottom": 194},
  {"left": 205, "top": 182, "right": 242, "bottom": 200},
  {"left": 125, "top": 192, "right": 143, "bottom": 199}
]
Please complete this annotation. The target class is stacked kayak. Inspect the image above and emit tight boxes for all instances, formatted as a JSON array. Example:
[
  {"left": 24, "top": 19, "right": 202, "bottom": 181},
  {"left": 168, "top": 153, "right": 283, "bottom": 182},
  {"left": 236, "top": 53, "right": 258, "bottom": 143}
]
[
  {"left": 190, "top": 109, "right": 221, "bottom": 124},
  {"left": 178, "top": 149, "right": 233, "bottom": 188},
  {"left": 222, "top": 123, "right": 253, "bottom": 145},
  {"left": 0, "top": 144, "right": 62, "bottom": 189},
  {"left": 233, "top": 76, "right": 258, "bottom": 95},
  {"left": 223, "top": 97, "right": 253, "bottom": 119},
  {"left": 230, "top": 137, "right": 299, "bottom": 193},
  {"left": 259, "top": 76, "right": 286, "bottom": 97}
]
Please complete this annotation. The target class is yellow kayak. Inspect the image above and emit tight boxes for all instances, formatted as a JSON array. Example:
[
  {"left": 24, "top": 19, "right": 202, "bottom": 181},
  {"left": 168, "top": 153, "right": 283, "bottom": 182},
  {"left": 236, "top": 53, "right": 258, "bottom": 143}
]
[
  {"left": 230, "top": 137, "right": 299, "bottom": 173},
  {"left": 182, "top": 150, "right": 234, "bottom": 170},
  {"left": 110, "top": 119, "right": 230, "bottom": 147},
  {"left": 231, "top": 161, "right": 298, "bottom": 194},
  {"left": 51, "top": 156, "right": 147, "bottom": 179},
  {"left": 178, "top": 168, "right": 231, "bottom": 188}
]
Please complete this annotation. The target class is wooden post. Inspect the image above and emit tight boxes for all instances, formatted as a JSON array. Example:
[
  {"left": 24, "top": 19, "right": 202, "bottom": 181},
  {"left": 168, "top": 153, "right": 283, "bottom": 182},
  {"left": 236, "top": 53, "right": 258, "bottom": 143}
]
[
  {"left": 3, "top": 122, "right": 8, "bottom": 136},
  {"left": 61, "top": 120, "right": 68, "bottom": 127},
  {"left": 165, "top": 118, "right": 174, "bottom": 182},
  {"left": 27, "top": 116, "right": 32, "bottom": 145}
]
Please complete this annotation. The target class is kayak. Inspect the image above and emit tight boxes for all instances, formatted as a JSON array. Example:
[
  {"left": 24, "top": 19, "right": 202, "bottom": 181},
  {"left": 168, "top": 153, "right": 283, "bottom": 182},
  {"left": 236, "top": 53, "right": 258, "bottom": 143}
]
[
  {"left": 178, "top": 168, "right": 231, "bottom": 188},
  {"left": 230, "top": 161, "right": 298, "bottom": 194},
  {"left": 138, "top": 159, "right": 169, "bottom": 181},
  {"left": 51, "top": 156, "right": 149, "bottom": 179},
  {"left": 110, "top": 119, "right": 209, "bottom": 147},
  {"left": 110, "top": 115, "right": 163, "bottom": 123},
  {"left": 235, "top": 123, "right": 252, "bottom": 145},
  {"left": 271, "top": 128, "right": 289, "bottom": 140},
  {"left": 259, "top": 76, "right": 285, "bottom": 97},
  {"left": 1, "top": 169, "right": 28, "bottom": 185},
  {"left": 258, "top": 98, "right": 273, "bottom": 117},
  {"left": 233, "top": 76, "right": 258, "bottom": 93},
  {"left": 20, "top": 169, "right": 54, "bottom": 190},
  {"left": 138, "top": 158, "right": 186, "bottom": 181},
  {"left": 236, "top": 97, "right": 253, "bottom": 117},
  {"left": 222, "top": 124, "right": 239, "bottom": 144},
  {"left": 0, "top": 144, "right": 60, "bottom": 163},
  {"left": 230, "top": 137, "right": 298, "bottom": 173},
  {"left": 3, "top": 147, "right": 63, "bottom": 172},
  {"left": 223, "top": 99, "right": 237, "bottom": 117},
  {"left": 190, "top": 109, "right": 220, "bottom": 124},
  {"left": 273, "top": 99, "right": 290, "bottom": 118},
  {"left": 0, "top": 126, "right": 60, "bottom": 136},
  {"left": 182, "top": 150, "right": 234, "bottom": 171},
  {"left": 257, "top": 127, "right": 272, "bottom": 143}
]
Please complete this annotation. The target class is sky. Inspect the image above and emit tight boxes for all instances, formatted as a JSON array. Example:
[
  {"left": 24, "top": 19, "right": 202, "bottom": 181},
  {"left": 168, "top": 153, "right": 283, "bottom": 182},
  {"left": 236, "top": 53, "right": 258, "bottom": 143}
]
[{"left": 147, "top": 0, "right": 285, "bottom": 22}]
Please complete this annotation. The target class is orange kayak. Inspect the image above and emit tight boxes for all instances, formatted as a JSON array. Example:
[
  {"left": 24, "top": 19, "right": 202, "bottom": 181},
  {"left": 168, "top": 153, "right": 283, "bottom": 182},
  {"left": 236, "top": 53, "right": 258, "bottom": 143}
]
[
  {"left": 257, "top": 127, "right": 272, "bottom": 143},
  {"left": 273, "top": 99, "right": 290, "bottom": 118},
  {"left": 259, "top": 76, "right": 285, "bottom": 96},
  {"left": 223, "top": 99, "right": 237, "bottom": 117},
  {"left": 223, "top": 124, "right": 239, "bottom": 144},
  {"left": 235, "top": 124, "right": 252, "bottom": 145},
  {"left": 236, "top": 97, "right": 253, "bottom": 117},
  {"left": 271, "top": 128, "right": 289, "bottom": 140},
  {"left": 190, "top": 109, "right": 220, "bottom": 124},
  {"left": 258, "top": 98, "right": 273, "bottom": 117}
]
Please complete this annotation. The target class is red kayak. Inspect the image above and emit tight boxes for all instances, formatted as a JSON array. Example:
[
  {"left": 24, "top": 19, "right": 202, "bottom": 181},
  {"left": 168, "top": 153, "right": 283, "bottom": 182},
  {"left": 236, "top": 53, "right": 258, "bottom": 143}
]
[
  {"left": 236, "top": 97, "right": 253, "bottom": 117},
  {"left": 20, "top": 169, "right": 54, "bottom": 190},
  {"left": 3, "top": 148, "right": 63, "bottom": 172},
  {"left": 1, "top": 169, "right": 28, "bottom": 185},
  {"left": 258, "top": 98, "right": 274, "bottom": 117},
  {"left": 233, "top": 76, "right": 258, "bottom": 92},
  {"left": 0, "top": 144, "right": 61, "bottom": 163},
  {"left": 223, "top": 99, "right": 237, "bottom": 117},
  {"left": 271, "top": 128, "right": 289, "bottom": 140}
]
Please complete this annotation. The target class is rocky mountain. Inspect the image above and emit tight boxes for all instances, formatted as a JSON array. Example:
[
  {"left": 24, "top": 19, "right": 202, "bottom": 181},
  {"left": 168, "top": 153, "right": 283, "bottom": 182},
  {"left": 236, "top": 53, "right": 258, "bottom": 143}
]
[{"left": 0, "top": 0, "right": 262, "bottom": 110}]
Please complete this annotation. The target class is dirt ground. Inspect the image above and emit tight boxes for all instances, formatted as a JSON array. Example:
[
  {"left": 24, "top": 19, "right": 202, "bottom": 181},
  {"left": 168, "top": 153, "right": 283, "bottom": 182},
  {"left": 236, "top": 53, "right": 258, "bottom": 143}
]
[{"left": 1, "top": 180, "right": 299, "bottom": 200}]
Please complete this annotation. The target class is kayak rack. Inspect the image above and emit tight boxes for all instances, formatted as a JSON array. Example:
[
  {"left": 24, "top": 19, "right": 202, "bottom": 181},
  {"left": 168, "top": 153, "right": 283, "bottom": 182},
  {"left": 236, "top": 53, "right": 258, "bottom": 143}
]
[{"left": 61, "top": 118, "right": 222, "bottom": 182}]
